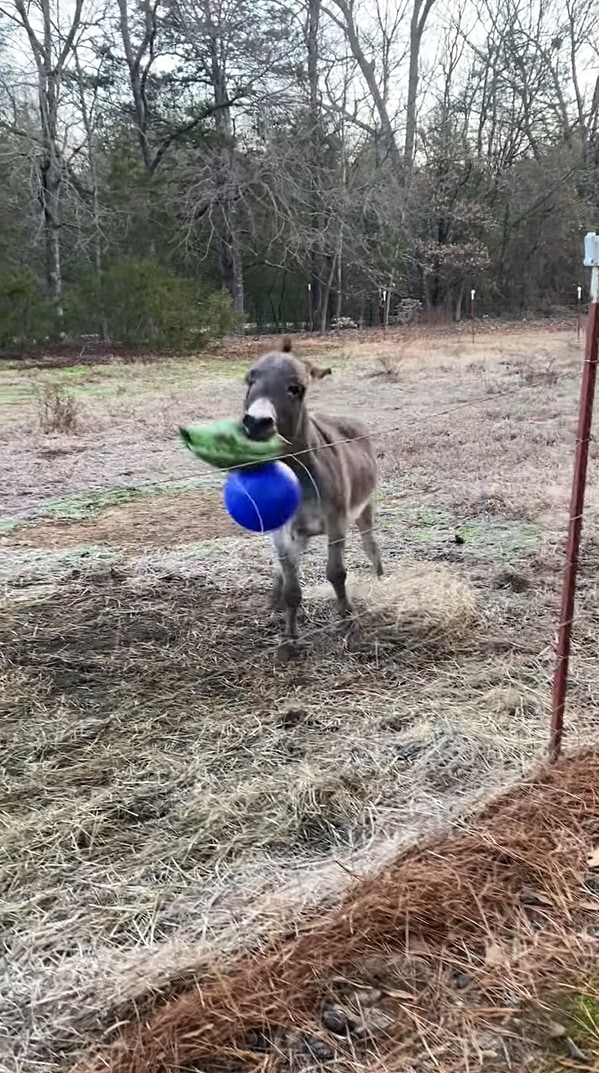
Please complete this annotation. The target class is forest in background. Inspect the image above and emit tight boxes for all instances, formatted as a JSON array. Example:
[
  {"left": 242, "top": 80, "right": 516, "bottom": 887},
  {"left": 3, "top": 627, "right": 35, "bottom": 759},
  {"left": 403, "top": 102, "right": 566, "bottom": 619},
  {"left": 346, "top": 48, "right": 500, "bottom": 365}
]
[{"left": 0, "top": 0, "right": 597, "bottom": 349}]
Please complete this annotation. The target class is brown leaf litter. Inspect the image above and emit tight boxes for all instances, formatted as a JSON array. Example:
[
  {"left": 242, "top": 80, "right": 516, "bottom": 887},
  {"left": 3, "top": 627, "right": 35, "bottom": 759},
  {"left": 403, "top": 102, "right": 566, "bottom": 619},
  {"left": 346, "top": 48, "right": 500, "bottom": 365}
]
[{"left": 74, "top": 750, "right": 599, "bottom": 1073}]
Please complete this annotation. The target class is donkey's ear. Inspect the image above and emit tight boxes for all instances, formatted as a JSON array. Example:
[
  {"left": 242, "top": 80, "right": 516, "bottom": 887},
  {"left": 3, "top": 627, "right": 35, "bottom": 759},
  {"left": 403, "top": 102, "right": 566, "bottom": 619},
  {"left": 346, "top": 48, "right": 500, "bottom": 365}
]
[{"left": 306, "top": 361, "right": 332, "bottom": 381}]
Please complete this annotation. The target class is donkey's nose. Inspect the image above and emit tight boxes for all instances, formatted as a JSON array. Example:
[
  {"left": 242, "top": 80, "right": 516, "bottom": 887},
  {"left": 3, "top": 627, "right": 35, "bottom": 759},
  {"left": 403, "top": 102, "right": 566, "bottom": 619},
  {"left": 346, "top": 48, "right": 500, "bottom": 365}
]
[{"left": 242, "top": 413, "right": 275, "bottom": 441}]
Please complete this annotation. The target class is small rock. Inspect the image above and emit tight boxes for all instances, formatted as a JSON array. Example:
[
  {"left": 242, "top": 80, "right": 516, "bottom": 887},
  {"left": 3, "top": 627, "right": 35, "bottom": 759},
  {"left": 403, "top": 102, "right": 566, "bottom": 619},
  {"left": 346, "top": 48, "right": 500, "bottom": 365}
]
[
  {"left": 302, "top": 1035, "right": 335, "bottom": 1062},
  {"left": 504, "top": 991, "right": 522, "bottom": 1008},
  {"left": 391, "top": 742, "right": 423, "bottom": 762},
  {"left": 454, "top": 533, "right": 465, "bottom": 545},
  {"left": 494, "top": 568, "right": 530, "bottom": 593},
  {"left": 472, "top": 1030, "right": 501, "bottom": 1057},
  {"left": 451, "top": 971, "right": 473, "bottom": 990},
  {"left": 321, "top": 1008, "right": 351, "bottom": 1036},
  {"left": 565, "top": 1038, "right": 590, "bottom": 1063},
  {"left": 547, "top": 1021, "right": 566, "bottom": 1039}
]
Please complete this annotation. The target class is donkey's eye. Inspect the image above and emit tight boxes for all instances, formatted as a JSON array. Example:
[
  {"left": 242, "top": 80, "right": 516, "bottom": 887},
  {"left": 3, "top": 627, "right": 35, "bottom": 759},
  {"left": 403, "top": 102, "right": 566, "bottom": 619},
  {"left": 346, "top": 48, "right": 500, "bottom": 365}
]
[
  {"left": 288, "top": 382, "right": 304, "bottom": 398},
  {"left": 245, "top": 370, "right": 256, "bottom": 386}
]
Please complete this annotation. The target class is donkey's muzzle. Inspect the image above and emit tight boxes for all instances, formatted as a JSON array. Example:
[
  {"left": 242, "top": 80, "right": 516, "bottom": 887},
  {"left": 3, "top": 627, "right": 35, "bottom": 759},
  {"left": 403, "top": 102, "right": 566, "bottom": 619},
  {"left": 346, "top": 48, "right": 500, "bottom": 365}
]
[{"left": 242, "top": 413, "right": 276, "bottom": 441}]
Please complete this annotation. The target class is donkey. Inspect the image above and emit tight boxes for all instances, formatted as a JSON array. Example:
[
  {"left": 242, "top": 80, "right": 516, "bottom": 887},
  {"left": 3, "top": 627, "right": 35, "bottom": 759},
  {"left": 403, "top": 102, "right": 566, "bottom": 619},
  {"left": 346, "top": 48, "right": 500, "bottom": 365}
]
[{"left": 242, "top": 337, "right": 383, "bottom": 652}]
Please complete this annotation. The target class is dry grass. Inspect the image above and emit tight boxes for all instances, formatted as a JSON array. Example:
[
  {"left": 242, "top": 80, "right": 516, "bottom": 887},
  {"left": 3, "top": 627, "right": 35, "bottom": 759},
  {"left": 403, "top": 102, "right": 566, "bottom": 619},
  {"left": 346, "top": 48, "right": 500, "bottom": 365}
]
[
  {"left": 370, "top": 331, "right": 418, "bottom": 380},
  {"left": 0, "top": 555, "right": 562, "bottom": 1072},
  {"left": 35, "top": 381, "right": 80, "bottom": 434},
  {"left": 2, "top": 322, "right": 599, "bottom": 1073}
]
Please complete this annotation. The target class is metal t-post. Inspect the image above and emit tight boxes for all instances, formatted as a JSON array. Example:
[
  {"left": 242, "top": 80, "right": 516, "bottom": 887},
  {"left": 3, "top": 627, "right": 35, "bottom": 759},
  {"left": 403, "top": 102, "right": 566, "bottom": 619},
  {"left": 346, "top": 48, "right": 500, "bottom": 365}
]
[{"left": 549, "top": 233, "right": 599, "bottom": 761}]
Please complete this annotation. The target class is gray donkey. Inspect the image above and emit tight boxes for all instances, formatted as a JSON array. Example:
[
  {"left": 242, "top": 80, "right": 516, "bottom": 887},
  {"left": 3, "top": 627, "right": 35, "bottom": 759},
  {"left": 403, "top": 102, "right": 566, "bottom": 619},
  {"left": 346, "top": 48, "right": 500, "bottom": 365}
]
[{"left": 242, "top": 337, "right": 383, "bottom": 652}]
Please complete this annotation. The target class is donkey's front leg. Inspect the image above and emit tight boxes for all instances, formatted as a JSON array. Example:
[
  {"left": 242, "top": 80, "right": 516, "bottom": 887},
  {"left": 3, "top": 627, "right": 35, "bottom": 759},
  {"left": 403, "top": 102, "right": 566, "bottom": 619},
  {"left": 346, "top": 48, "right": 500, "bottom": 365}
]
[
  {"left": 271, "top": 528, "right": 305, "bottom": 657},
  {"left": 326, "top": 527, "right": 352, "bottom": 621}
]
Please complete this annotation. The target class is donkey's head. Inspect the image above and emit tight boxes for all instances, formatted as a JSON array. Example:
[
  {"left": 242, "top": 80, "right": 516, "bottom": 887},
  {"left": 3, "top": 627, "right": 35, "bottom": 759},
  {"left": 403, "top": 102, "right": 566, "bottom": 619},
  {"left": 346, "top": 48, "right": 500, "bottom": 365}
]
[{"left": 242, "top": 337, "right": 331, "bottom": 444}]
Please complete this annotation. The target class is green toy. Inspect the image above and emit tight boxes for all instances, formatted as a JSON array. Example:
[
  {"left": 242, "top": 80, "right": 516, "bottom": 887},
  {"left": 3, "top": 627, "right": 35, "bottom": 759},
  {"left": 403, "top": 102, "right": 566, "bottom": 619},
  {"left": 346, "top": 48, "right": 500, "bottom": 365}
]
[{"left": 179, "top": 419, "right": 285, "bottom": 470}]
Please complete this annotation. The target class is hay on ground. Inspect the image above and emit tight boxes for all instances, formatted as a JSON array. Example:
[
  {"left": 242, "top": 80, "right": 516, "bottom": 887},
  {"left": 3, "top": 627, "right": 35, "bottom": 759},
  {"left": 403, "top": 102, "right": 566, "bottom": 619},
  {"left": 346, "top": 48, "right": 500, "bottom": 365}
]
[{"left": 348, "top": 561, "right": 478, "bottom": 643}]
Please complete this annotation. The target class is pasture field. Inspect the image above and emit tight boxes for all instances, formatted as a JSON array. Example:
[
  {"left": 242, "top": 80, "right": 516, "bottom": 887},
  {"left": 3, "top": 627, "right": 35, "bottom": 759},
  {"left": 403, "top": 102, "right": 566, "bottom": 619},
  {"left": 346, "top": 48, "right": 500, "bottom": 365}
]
[{"left": 2, "top": 323, "right": 599, "bottom": 1073}]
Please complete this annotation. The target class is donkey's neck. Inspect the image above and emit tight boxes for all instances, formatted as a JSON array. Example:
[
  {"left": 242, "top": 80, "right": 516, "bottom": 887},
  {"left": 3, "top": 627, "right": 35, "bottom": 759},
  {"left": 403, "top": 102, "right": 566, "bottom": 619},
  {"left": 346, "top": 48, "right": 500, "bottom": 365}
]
[
  {"left": 284, "top": 411, "right": 322, "bottom": 501},
  {"left": 285, "top": 408, "right": 313, "bottom": 454}
]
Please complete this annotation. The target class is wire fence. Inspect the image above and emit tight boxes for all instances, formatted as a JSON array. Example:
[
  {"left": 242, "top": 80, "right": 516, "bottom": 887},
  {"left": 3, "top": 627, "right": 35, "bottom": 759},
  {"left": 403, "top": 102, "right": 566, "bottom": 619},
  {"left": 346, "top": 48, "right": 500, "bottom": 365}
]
[
  {"left": 2, "top": 320, "right": 597, "bottom": 763},
  {"left": 1, "top": 368, "right": 581, "bottom": 525}
]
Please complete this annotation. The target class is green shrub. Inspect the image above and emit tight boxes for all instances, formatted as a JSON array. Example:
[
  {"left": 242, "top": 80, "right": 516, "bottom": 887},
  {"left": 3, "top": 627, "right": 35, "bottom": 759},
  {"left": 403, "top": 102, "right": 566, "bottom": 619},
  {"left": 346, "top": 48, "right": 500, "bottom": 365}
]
[
  {"left": 0, "top": 271, "right": 54, "bottom": 347},
  {"left": 68, "top": 259, "right": 236, "bottom": 350}
]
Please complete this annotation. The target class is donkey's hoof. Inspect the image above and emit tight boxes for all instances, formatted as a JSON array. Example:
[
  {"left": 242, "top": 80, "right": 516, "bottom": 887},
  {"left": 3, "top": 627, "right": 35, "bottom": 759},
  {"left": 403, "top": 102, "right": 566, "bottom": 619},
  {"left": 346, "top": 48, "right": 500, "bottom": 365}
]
[
  {"left": 275, "top": 638, "right": 301, "bottom": 664},
  {"left": 339, "top": 614, "right": 360, "bottom": 647},
  {"left": 343, "top": 622, "right": 361, "bottom": 651},
  {"left": 336, "top": 602, "right": 354, "bottom": 630}
]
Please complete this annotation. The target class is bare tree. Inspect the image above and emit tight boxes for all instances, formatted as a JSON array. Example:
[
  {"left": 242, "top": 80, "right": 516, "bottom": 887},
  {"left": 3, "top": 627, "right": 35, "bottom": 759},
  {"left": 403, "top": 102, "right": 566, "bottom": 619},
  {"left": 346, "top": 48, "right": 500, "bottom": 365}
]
[
  {"left": 404, "top": 0, "right": 437, "bottom": 168},
  {"left": 322, "top": 0, "right": 403, "bottom": 172},
  {"left": 70, "top": 36, "right": 111, "bottom": 338},
  {"left": 163, "top": 0, "right": 297, "bottom": 317},
  {"left": 563, "top": 0, "right": 599, "bottom": 187},
  {"left": 115, "top": 0, "right": 244, "bottom": 176},
  {"left": 1, "top": 0, "right": 87, "bottom": 318}
]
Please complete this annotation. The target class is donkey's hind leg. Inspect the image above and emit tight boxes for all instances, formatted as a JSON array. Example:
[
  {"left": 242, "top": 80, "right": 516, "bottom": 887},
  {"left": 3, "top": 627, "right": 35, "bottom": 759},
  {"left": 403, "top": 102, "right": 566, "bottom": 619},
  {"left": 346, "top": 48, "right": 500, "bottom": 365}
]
[
  {"left": 326, "top": 527, "right": 352, "bottom": 621},
  {"left": 356, "top": 500, "right": 384, "bottom": 577}
]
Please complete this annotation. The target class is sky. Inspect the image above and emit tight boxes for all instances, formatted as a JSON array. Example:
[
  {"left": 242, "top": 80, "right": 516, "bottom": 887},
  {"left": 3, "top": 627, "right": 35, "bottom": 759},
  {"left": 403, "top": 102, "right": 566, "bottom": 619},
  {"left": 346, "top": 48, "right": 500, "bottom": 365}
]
[{"left": 1, "top": 0, "right": 597, "bottom": 147}]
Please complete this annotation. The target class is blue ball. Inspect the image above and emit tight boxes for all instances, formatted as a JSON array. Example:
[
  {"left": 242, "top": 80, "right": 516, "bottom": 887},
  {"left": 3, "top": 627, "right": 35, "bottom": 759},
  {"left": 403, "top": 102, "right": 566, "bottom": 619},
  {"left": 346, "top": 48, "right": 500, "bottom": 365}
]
[{"left": 224, "top": 461, "right": 301, "bottom": 533}]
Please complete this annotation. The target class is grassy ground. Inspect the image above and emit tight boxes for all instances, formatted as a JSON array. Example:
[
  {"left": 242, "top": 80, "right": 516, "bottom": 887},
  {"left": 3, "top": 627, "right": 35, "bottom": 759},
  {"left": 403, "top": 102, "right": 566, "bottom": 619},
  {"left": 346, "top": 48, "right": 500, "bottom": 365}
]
[{"left": 1, "top": 322, "right": 599, "bottom": 1073}]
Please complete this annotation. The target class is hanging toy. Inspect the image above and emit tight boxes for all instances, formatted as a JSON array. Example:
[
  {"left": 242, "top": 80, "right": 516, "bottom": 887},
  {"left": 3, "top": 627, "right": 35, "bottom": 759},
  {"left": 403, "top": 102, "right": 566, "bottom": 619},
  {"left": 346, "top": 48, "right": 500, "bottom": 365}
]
[{"left": 179, "top": 419, "right": 301, "bottom": 533}]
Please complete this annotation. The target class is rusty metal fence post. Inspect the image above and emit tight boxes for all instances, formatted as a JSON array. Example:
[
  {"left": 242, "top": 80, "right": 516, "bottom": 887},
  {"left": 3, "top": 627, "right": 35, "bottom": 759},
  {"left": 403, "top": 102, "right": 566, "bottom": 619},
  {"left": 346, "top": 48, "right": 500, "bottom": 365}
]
[{"left": 549, "top": 232, "right": 599, "bottom": 762}]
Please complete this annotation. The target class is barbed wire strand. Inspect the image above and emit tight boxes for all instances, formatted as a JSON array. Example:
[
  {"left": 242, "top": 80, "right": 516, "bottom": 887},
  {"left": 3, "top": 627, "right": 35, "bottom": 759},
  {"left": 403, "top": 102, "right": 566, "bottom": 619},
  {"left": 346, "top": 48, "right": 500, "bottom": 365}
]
[{"left": 2, "top": 365, "right": 585, "bottom": 525}]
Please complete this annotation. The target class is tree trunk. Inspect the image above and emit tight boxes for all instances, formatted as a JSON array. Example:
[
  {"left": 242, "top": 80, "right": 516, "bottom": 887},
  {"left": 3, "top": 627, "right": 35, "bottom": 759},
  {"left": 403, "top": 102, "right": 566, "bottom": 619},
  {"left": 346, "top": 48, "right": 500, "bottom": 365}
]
[
  {"left": 454, "top": 282, "right": 464, "bottom": 322},
  {"left": 14, "top": 0, "right": 85, "bottom": 329},
  {"left": 405, "top": 0, "right": 437, "bottom": 170},
  {"left": 40, "top": 158, "right": 62, "bottom": 320},
  {"left": 335, "top": 250, "right": 343, "bottom": 323},
  {"left": 40, "top": 0, "right": 63, "bottom": 323},
  {"left": 307, "top": 0, "right": 322, "bottom": 332},
  {"left": 218, "top": 204, "right": 245, "bottom": 317},
  {"left": 330, "top": 0, "right": 402, "bottom": 175},
  {"left": 309, "top": 272, "right": 321, "bottom": 332},
  {"left": 383, "top": 284, "right": 392, "bottom": 332},
  {"left": 319, "top": 255, "right": 337, "bottom": 334},
  {"left": 211, "top": 39, "right": 244, "bottom": 329}
]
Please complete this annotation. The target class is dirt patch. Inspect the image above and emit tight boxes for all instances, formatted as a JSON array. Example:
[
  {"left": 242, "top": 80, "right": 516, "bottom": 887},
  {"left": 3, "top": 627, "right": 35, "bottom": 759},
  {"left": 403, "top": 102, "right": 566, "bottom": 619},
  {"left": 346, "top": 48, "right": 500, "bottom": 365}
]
[
  {"left": 75, "top": 750, "right": 599, "bottom": 1073},
  {"left": 9, "top": 487, "right": 240, "bottom": 549}
]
